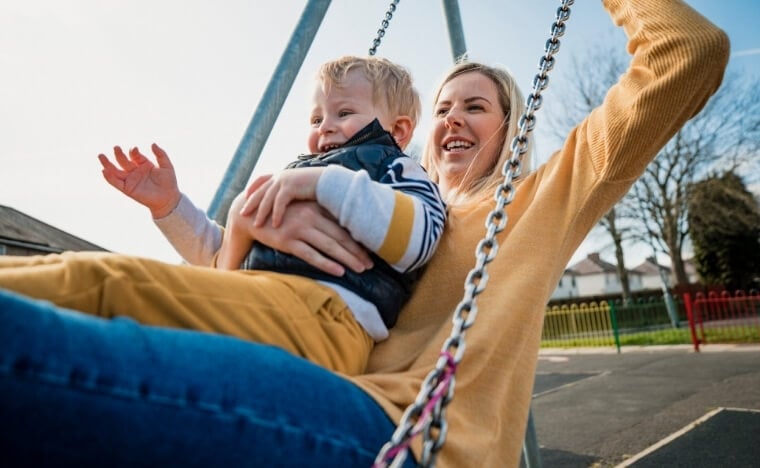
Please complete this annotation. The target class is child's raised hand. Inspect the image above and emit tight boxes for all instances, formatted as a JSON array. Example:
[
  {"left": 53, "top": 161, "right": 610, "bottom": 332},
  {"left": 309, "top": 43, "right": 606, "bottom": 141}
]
[
  {"left": 98, "top": 143, "right": 181, "bottom": 218},
  {"left": 240, "top": 167, "right": 324, "bottom": 228}
]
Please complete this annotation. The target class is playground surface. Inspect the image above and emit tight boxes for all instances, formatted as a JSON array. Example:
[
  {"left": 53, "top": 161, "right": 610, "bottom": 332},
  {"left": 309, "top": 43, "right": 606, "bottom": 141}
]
[{"left": 529, "top": 344, "right": 760, "bottom": 467}]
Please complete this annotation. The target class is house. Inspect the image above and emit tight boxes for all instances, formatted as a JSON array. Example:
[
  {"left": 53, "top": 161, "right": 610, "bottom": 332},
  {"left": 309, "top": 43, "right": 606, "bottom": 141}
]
[
  {"left": 0, "top": 205, "right": 108, "bottom": 256},
  {"left": 550, "top": 252, "right": 703, "bottom": 301},
  {"left": 631, "top": 257, "right": 669, "bottom": 290},
  {"left": 631, "top": 256, "right": 700, "bottom": 289},
  {"left": 555, "top": 252, "right": 644, "bottom": 299},
  {"left": 550, "top": 269, "right": 579, "bottom": 300}
]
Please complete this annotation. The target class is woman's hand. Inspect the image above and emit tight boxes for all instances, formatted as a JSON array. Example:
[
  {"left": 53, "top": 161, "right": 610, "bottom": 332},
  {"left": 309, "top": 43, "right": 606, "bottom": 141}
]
[
  {"left": 245, "top": 201, "right": 373, "bottom": 277},
  {"left": 98, "top": 143, "right": 181, "bottom": 219},
  {"left": 216, "top": 190, "right": 256, "bottom": 270}
]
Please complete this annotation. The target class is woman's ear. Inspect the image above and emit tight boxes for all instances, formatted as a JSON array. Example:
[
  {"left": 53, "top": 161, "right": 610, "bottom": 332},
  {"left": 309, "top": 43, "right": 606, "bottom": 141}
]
[{"left": 390, "top": 116, "right": 414, "bottom": 149}]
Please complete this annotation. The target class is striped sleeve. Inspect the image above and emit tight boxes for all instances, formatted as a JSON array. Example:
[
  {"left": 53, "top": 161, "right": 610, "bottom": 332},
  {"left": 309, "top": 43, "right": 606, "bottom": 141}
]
[{"left": 316, "top": 157, "right": 447, "bottom": 273}]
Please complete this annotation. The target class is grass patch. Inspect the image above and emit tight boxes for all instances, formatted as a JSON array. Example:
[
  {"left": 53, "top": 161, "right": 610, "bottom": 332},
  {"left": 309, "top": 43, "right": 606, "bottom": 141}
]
[{"left": 541, "top": 326, "right": 760, "bottom": 348}]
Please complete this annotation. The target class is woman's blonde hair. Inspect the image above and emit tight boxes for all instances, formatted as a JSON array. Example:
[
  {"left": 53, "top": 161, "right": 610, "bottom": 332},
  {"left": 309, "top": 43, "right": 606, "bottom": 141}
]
[
  {"left": 317, "top": 55, "right": 421, "bottom": 128},
  {"left": 421, "top": 62, "right": 532, "bottom": 205}
]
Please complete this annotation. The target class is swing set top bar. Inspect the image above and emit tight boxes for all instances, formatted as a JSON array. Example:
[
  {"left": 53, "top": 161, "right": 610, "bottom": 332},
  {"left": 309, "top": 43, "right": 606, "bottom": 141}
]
[{"left": 206, "top": 0, "right": 467, "bottom": 224}]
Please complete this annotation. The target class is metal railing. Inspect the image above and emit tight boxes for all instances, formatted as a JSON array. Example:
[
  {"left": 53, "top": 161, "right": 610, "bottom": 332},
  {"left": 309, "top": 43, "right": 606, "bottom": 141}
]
[{"left": 542, "top": 290, "right": 760, "bottom": 351}]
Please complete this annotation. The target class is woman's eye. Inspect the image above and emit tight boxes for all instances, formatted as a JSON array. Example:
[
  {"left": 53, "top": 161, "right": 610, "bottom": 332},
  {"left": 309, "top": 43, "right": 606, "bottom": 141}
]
[
  {"left": 467, "top": 105, "right": 484, "bottom": 112},
  {"left": 434, "top": 108, "right": 449, "bottom": 117}
]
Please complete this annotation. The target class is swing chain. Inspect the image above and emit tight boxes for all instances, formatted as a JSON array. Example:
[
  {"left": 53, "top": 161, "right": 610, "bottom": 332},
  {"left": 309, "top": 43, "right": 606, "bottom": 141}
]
[
  {"left": 369, "top": 0, "right": 401, "bottom": 56},
  {"left": 374, "top": 1, "right": 573, "bottom": 466}
]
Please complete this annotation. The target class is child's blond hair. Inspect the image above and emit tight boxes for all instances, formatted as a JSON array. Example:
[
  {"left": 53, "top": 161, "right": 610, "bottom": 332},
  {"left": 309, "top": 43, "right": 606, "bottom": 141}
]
[{"left": 317, "top": 55, "right": 421, "bottom": 127}]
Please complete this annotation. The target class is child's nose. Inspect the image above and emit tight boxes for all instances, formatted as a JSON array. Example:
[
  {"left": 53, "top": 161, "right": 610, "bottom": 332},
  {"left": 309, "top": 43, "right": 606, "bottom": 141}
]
[{"left": 319, "top": 117, "right": 335, "bottom": 134}]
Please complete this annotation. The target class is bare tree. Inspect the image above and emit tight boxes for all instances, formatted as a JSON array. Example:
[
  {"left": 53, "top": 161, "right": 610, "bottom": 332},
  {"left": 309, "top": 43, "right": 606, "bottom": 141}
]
[
  {"left": 628, "top": 73, "right": 760, "bottom": 286},
  {"left": 545, "top": 38, "right": 760, "bottom": 289}
]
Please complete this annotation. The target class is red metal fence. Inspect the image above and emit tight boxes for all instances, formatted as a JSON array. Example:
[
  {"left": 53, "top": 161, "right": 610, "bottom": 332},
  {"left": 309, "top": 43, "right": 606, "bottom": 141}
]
[{"left": 683, "top": 290, "right": 760, "bottom": 351}]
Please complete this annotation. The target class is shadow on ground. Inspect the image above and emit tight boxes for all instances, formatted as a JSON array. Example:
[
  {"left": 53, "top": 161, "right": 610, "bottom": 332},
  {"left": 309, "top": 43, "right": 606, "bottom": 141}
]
[{"left": 521, "top": 448, "right": 598, "bottom": 468}]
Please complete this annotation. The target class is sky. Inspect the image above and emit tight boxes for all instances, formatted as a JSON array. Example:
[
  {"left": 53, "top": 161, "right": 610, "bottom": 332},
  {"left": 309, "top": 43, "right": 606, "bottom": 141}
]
[{"left": 2, "top": 0, "right": 759, "bottom": 266}]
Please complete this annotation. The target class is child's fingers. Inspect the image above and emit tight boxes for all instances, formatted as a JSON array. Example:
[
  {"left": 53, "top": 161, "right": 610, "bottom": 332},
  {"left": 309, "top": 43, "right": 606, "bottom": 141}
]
[
  {"left": 97, "top": 153, "right": 118, "bottom": 172},
  {"left": 113, "top": 146, "right": 134, "bottom": 170},
  {"left": 253, "top": 186, "right": 277, "bottom": 227},
  {"left": 240, "top": 180, "right": 269, "bottom": 217},
  {"left": 151, "top": 143, "right": 174, "bottom": 169},
  {"left": 129, "top": 146, "right": 150, "bottom": 164},
  {"left": 99, "top": 157, "right": 126, "bottom": 190},
  {"left": 245, "top": 174, "right": 273, "bottom": 197},
  {"left": 101, "top": 169, "right": 124, "bottom": 190}
]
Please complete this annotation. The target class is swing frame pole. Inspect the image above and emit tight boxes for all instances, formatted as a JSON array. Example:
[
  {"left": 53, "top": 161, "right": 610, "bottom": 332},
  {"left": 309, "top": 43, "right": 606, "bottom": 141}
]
[
  {"left": 441, "top": 0, "right": 467, "bottom": 62},
  {"left": 207, "top": 0, "right": 332, "bottom": 224}
]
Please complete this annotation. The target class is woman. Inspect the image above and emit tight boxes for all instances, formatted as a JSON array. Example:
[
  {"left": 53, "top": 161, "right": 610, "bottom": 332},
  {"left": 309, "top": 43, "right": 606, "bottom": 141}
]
[{"left": 0, "top": 0, "right": 729, "bottom": 466}]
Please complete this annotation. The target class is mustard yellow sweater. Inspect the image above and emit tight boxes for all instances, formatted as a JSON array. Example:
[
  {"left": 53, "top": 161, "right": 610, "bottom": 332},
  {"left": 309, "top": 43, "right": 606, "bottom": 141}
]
[{"left": 352, "top": 0, "right": 730, "bottom": 466}]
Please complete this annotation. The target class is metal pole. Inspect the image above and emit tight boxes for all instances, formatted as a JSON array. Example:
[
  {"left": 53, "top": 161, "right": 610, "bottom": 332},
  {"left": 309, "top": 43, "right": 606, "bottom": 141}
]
[
  {"left": 441, "top": 0, "right": 467, "bottom": 63},
  {"left": 207, "top": 0, "right": 332, "bottom": 224},
  {"left": 522, "top": 407, "right": 543, "bottom": 468}
]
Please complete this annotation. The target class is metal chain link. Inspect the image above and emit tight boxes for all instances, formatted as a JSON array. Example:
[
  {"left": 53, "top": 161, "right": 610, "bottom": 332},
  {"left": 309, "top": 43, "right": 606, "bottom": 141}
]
[
  {"left": 369, "top": 0, "right": 401, "bottom": 56},
  {"left": 373, "top": 1, "right": 574, "bottom": 466}
]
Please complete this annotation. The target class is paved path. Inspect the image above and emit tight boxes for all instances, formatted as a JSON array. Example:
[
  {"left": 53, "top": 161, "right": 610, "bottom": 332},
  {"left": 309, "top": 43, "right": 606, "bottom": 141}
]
[{"left": 528, "top": 344, "right": 760, "bottom": 467}]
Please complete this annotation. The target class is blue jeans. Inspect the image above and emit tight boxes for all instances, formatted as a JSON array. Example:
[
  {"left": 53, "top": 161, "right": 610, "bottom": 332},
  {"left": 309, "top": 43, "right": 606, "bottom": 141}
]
[{"left": 0, "top": 290, "right": 416, "bottom": 467}]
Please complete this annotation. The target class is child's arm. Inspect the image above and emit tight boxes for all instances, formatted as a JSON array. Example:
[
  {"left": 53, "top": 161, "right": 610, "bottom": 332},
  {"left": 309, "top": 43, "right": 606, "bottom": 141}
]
[
  {"left": 243, "top": 158, "right": 446, "bottom": 273},
  {"left": 99, "top": 143, "right": 223, "bottom": 265},
  {"left": 98, "top": 144, "right": 181, "bottom": 219},
  {"left": 314, "top": 158, "right": 447, "bottom": 273}
]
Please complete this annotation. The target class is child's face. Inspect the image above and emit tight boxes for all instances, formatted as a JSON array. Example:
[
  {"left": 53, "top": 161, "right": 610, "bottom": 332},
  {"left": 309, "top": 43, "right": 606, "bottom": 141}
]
[{"left": 308, "top": 69, "right": 396, "bottom": 154}]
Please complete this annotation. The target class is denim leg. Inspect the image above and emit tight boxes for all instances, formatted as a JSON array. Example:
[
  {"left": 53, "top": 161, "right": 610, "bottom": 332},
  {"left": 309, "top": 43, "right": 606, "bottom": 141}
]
[{"left": 0, "top": 290, "right": 416, "bottom": 468}]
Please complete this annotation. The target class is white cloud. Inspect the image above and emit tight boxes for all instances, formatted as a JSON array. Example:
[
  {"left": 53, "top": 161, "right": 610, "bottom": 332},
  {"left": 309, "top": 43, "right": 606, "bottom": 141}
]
[{"left": 732, "top": 48, "right": 760, "bottom": 57}]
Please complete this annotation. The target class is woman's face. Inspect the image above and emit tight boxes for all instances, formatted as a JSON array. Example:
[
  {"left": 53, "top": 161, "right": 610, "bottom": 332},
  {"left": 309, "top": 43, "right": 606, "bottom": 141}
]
[{"left": 431, "top": 71, "right": 506, "bottom": 195}]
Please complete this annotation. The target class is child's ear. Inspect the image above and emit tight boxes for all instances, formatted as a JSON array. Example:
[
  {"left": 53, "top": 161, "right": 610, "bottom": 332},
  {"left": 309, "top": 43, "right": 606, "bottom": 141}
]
[{"left": 391, "top": 116, "right": 414, "bottom": 149}]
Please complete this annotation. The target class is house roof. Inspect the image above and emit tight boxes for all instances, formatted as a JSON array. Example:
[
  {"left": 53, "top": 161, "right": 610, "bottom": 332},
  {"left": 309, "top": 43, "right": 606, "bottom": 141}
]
[
  {"left": 631, "top": 257, "right": 669, "bottom": 275},
  {"left": 568, "top": 252, "right": 619, "bottom": 275},
  {"left": 631, "top": 257, "right": 698, "bottom": 276},
  {"left": 0, "top": 205, "right": 107, "bottom": 253}
]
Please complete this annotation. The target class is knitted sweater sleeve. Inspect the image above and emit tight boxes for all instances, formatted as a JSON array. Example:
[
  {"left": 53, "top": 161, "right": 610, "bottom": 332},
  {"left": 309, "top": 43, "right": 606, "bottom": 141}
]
[{"left": 583, "top": 0, "right": 731, "bottom": 182}]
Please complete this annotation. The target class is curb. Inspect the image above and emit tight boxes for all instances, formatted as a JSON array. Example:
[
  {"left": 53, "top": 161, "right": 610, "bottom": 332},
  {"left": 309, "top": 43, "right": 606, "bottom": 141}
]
[{"left": 538, "top": 343, "right": 760, "bottom": 355}]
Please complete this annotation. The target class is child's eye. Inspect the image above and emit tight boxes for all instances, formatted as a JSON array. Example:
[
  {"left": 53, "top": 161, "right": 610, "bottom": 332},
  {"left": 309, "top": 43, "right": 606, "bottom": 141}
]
[
  {"left": 310, "top": 117, "right": 323, "bottom": 126},
  {"left": 338, "top": 110, "right": 353, "bottom": 117}
]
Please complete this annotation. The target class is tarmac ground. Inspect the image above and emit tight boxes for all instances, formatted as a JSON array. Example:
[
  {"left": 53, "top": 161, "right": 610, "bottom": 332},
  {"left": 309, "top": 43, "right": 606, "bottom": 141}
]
[{"left": 526, "top": 344, "right": 760, "bottom": 467}]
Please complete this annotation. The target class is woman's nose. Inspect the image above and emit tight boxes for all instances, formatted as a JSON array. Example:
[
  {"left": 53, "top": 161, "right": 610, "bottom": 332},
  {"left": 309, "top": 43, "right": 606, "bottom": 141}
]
[{"left": 444, "top": 112, "right": 463, "bottom": 128}]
